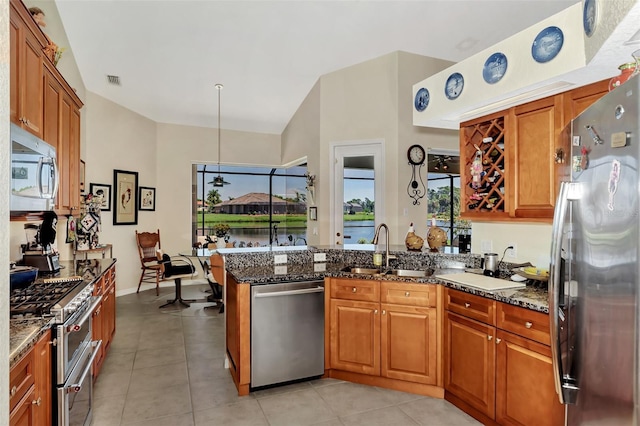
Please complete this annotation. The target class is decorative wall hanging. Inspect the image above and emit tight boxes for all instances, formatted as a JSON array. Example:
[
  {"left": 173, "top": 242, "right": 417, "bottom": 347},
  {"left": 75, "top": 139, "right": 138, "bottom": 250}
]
[
  {"left": 414, "top": 88, "right": 430, "bottom": 111},
  {"left": 445, "top": 72, "right": 464, "bottom": 100},
  {"left": 483, "top": 52, "right": 508, "bottom": 84},
  {"left": 89, "top": 183, "right": 111, "bottom": 211},
  {"left": 583, "top": 0, "right": 598, "bottom": 37},
  {"left": 139, "top": 186, "right": 156, "bottom": 211},
  {"left": 531, "top": 26, "right": 564, "bottom": 63},
  {"left": 79, "top": 160, "right": 86, "bottom": 194},
  {"left": 113, "top": 169, "right": 138, "bottom": 225},
  {"left": 406, "top": 144, "right": 426, "bottom": 205}
]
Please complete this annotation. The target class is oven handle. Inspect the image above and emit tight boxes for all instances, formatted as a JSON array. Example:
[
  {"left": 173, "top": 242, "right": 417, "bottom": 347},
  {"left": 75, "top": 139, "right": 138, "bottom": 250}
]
[
  {"left": 66, "top": 340, "right": 101, "bottom": 394},
  {"left": 67, "top": 296, "right": 102, "bottom": 333}
]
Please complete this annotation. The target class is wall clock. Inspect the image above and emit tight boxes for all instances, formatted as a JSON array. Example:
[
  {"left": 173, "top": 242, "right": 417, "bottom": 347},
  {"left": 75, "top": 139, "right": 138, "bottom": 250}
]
[{"left": 407, "top": 144, "right": 426, "bottom": 205}]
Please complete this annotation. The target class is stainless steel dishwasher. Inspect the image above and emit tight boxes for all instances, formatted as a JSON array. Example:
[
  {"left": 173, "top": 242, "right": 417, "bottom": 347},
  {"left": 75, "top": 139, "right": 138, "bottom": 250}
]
[{"left": 251, "top": 280, "right": 325, "bottom": 388}]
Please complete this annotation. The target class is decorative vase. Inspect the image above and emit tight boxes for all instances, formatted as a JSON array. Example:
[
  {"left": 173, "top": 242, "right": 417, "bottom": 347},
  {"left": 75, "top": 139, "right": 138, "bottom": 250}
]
[
  {"left": 216, "top": 238, "right": 227, "bottom": 249},
  {"left": 609, "top": 50, "right": 640, "bottom": 91}
]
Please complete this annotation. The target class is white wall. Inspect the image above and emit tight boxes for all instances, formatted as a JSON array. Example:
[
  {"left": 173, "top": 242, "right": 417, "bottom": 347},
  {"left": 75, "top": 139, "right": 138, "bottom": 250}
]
[
  {"left": 471, "top": 222, "right": 552, "bottom": 267},
  {"left": 84, "top": 92, "right": 158, "bottom": 295}
]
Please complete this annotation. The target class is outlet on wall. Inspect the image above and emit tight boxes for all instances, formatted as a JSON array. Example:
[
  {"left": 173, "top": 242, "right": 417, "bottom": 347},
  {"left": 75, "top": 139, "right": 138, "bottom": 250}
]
[
  {"left": 481, "top": 240, "right": 493, "bottom": 253},
  {"left": 274, "top": 254, "right": 287, "bottom": 264},
  {"left": 506, "top": 243, "right": 517, "bottom": 258}
]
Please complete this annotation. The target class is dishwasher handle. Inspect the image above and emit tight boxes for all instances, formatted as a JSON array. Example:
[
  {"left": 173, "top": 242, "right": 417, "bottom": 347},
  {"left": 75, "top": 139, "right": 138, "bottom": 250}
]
[{"left": 254, "top": 286, "right": 324, "bottom": 298}]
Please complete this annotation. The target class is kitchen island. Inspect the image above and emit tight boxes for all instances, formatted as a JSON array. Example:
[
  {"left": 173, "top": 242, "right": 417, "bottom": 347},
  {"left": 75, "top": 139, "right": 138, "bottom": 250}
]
[{"left": 218, "top": 246, "right": 560, "bottom": 426}]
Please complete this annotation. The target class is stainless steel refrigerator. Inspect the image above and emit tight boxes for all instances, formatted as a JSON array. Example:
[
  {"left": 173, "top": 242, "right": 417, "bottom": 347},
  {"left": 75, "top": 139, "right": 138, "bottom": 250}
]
[{"left": 550, "top": 73, "right": 640, "bottom": 425}]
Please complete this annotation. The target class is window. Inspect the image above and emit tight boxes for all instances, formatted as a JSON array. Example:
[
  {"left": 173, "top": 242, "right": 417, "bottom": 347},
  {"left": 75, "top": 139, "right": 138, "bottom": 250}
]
[
  {"left": 427, "top": 154, "right": 470, "bottom": 249},
  {"left": 193, "top": 164, "right": 308, "bottom": 247}
]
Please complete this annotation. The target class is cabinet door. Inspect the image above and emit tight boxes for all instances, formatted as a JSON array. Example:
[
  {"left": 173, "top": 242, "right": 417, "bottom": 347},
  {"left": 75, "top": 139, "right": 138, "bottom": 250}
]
[
  {"left": 330, "top": 299, "right": 380, "bottom": 375},
  {"left": 10, "top": 13, "right": 19, "bottom": 125},
  {"left": 9, "top": 387, "right": 35, "bottom": 426},
  {"left": 104, "top": 282, "right": 116, "bottom": 349},
  {"left": 21, "top": 27, "right": 44, "bottom": 138},
  {"left": 509, "top": 95, "right": 562, "bottom": 219},
  {"left": 32, "top": 330, "right": 51, "bottom": 426},
  {"left": 381, "top": 303, "right": 437, "bottom": 385},
  {"left": 495, "top": 330, "right": 564, "bottom": 426},
  {"left": 43, "top": 69, "right": 62, "bottom": 148},
  {"left": 445, "top": 311, "right": 496, "bottom": 419},
  {"left": 92, "top": 300, "right": 104, "bottom": 377}
]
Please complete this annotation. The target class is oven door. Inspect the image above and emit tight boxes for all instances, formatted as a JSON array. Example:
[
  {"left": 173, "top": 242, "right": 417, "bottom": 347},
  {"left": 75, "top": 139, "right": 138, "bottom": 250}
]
[
  {"left": 56, "top": 296, "right": 102, "bottom": 384},
  {"left": 57, "top": 340, "right": 101, "bottom": 426}
]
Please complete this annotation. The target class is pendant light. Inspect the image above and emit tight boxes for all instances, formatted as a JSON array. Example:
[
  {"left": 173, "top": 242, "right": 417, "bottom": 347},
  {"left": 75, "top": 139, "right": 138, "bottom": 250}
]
[{"left": 212, "top": 83, "right": 228, "bottom": 187}]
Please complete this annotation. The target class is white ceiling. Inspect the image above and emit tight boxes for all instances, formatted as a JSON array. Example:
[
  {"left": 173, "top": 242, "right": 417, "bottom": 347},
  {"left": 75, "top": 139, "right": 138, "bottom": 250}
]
[{"left": 54, "top": 0, "right": 581, "bottom": 135}]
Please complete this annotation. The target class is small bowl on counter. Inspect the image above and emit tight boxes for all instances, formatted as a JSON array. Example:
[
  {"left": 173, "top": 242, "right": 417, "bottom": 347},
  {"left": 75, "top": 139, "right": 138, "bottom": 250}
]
[{"left": 10, "top": 266, "right": 39, "bottom": 291}]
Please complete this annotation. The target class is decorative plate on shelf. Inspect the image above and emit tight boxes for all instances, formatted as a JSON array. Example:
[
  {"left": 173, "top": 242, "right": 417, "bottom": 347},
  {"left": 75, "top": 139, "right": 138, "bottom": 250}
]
[
  {"left": 583, "top": 0, "right": 598, "bottom": 37},
  {"left": 531, "top": 26, "right": 564, "bottom": 63},
  {"left": 445, "top": 72, "right": 464, "bottom": 100},
  {"left": 414, "top": 88, "right": 430, "bottom": 112},
  {"left": 483, "top": 52, "right": 508, "bottom": 84}
]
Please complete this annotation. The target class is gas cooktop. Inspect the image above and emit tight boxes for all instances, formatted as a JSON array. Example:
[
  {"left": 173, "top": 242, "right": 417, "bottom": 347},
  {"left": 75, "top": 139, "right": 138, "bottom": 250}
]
[{"left": 10, "top": 276, "right": 85, "bottom": 319}]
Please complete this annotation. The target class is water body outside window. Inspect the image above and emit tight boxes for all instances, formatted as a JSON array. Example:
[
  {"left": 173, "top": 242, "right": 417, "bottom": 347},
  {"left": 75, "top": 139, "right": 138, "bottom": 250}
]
[
  {"left": 193, "top": 164, "right": 308, "bottom": 248},
  {"left": 344, "top": 166, "right": 375, "bottom": 244}
]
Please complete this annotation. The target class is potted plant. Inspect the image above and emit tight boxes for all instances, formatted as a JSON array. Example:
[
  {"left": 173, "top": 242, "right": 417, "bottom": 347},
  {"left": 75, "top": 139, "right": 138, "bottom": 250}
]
[{"left": 212, "top": 223, "right": 230, "bottom": 249}]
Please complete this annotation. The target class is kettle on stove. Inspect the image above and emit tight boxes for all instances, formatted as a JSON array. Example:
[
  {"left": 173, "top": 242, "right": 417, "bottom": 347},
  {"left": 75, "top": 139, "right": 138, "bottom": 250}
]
[{"left": 482, "top": 253, "right": 499, "bottom": 277}]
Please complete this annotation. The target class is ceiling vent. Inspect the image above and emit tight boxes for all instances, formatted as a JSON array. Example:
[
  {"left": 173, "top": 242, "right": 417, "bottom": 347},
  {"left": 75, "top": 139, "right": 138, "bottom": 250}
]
[{"left": 106, "top": 75, "right": 121, "bottom": 85}]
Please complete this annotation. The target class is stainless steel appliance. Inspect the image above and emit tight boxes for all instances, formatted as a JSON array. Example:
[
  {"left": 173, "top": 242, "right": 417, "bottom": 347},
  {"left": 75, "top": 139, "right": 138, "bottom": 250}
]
[
  {"left": 10, "top": 123, "right": 59, "bottom": 212},
  {"left": 20, "top": 214, "right": 61, "bottom": 273},
  {"left": 550, "top": 74, "right": 640, "bottom": 424},
  {"left": 482, "top": 252, "right": 498, "bottom": 276},
  {"left": 10, "top": 275, "right": 101, "bottom": 426},
  {"left": 251, "top": 281, "right": 324, "bottom": 388}
]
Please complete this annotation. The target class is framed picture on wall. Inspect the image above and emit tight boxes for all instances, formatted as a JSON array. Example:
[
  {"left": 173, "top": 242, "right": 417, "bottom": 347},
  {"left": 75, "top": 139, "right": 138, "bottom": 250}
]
[
  {"left": 139, "top": 186, "right": 156, "bottom": 211},
  {"left": 89, "top": 183, "right": 112, "bottom": 211},
  {"left": 113, "top": 169, "right": 138, "bottom": 225}
]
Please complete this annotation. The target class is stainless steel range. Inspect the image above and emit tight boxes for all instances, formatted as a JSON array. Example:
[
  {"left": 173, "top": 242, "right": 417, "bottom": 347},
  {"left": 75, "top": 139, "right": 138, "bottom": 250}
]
[{"left": 10, "top": 275, "right": 102, "bottom": 426}]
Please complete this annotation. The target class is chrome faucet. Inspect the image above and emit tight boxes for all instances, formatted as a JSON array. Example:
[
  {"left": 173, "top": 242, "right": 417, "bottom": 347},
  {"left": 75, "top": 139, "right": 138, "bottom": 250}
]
[{"left": 372, "top": 223, "right": 397, "bottom": 270}]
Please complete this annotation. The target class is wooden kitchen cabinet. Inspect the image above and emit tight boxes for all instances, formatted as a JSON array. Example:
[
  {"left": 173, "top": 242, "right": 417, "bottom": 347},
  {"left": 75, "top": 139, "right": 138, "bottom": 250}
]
[
  {"left": 226, "top": 273, "right": 251, "bottom": 396},
  {"left": 92, "top": 264, "right": 117, "bottom": 379},
  {"left": 327, "top": 278, "right": 441, "bottom": 396},
  {"left": 43, "top": 61, "right": 83, "bottom": 215},
  {"left": 460, "top": 79, "right": 608, "bottom": 222},
  {"left": 9, "top": 330, "right": 52, "bottom": 426},
  {"left": 330, "top": 299, "right": 380, "bottom": 375},
  {"left": 10, "top": 0, "right": 46, "bottom": 139},
  {"left": 444, "top": 288, "right": 563, "bottom": 426}
]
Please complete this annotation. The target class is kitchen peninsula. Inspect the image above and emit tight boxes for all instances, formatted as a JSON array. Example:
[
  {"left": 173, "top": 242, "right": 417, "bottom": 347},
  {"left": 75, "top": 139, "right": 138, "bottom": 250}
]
[{"left": 218, "top": 246, "right": 560, "bottom": 426}]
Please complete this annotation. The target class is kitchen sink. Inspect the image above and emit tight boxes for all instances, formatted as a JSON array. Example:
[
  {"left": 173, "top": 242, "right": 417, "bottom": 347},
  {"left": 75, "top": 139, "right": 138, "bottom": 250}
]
[
  {"left": 341, "top": 266, "right": 433, "bottom": 277},
  {"left": 386, "top": 269, "right": 433, "bottom": 278},
  {"left": 342, "top": 267, "right": 383, "bottom": 275}
]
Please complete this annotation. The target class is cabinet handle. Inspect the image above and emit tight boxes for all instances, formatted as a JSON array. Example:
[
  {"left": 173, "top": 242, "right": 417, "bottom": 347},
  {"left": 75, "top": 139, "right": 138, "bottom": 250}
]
[
  {"left": 352, "top": 287, "right": 357, "bottom": 293},
  {"left": 405, "top": 292, "right": 410, "bottom": 297},
  {"left": 374, "top": 309, "right": 378, "bottom": 314},
  {"left": 496, "top": 338, "right": 502, "bottom": 344},
  {"left": 487, "top": 335, "right": 493, "bottom": 341},
  {"left": 32, "top": 397, "right": 42, "bottom": 406},
  {"left": 382, "top": 310, "right": 386, "bottom": 315},
  {"left": 10, "top": 385, "right": 17, "bottom": 397},
  {"left": 525, "top": 321, "right": 533, "bottom": 329},
  {"left": 110, "top": 288, "right": 115, "bottom": 294},
  {"left": 464, "top": 302, "right": 471, "bottom": 308}
]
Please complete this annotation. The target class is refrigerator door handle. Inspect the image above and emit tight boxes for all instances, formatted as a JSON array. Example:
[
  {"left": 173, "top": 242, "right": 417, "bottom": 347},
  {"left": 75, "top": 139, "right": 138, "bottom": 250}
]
[{"left": 549, "top": 181, "right": 578, "bottom": 404}]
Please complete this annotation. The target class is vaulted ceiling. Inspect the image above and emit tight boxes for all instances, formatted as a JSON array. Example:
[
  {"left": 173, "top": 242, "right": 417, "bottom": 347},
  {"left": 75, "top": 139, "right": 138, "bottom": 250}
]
[{"left": 55, "top": 1, "right": 581, "bottom": 134}]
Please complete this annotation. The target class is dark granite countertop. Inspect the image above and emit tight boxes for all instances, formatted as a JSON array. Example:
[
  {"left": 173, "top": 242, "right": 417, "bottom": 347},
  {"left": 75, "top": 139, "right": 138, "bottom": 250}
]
[
  {"left": 9, "top": 258, "right": 117, "bottom": 369},
  {"left": 224, "top": 250, "right": 549, "bottom": 313}
]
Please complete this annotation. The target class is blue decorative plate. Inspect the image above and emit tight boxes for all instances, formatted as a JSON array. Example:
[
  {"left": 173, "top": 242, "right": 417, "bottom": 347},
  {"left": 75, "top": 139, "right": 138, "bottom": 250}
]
[
  {"left": 532, "top": 26, "right": 564, "bottom": 63},
  {"left": 414, "top": 88, "right": 430, "bottom": 112},
  {"left": 583, "top": 0, "right": 597, "bottom": 37},
  {"left": 483, "top": 52, "right": 508, "bottom": 84},
  {"left": 445, "top": 72, "right": 464, "bottom": 100}
]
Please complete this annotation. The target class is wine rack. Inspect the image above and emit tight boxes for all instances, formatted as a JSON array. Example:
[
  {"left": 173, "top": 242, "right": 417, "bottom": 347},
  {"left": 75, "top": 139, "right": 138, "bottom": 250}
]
[{"left": 460, "top": 113, "right": 508, "bottom": 217}]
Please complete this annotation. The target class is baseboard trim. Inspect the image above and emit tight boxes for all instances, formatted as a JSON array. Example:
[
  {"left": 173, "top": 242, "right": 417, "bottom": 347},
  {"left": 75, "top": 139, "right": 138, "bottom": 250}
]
[{"left": 115, "top": 278, "right": 208, "bottom": 297}]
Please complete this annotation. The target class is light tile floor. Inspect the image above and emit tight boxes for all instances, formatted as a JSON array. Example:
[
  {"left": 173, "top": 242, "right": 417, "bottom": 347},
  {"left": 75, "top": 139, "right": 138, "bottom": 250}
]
[{"left": 92, "top": 283, "right": 481, "bottom": 426}]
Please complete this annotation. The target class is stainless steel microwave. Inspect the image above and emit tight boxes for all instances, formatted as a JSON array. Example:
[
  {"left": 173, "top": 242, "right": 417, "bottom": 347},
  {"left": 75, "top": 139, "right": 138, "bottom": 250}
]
[{"left": 10, "top": 123, "right": 59, "bottom": 212}]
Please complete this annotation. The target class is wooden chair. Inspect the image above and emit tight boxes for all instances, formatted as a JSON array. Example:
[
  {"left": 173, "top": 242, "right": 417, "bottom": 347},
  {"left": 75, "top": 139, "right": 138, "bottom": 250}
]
[
  {"left": 206, "top": 253, "right": 225, "bottom": 313},
  {"left": 135, "top": 229, "right": 162, "bottom": 295}
]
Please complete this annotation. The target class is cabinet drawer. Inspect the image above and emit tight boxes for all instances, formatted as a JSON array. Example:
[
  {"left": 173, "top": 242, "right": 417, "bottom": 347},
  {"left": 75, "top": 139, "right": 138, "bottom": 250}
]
[
  {"left": 9, "top": 348, "right": 35, "bottom": 413},
  {"left": 497, "top": 302, "right": 550, "bottom": 345},
  {"left": 381, "top": 282, "right": 436, "bottom": 307},
  {"left": 445, "top": 288, "right": 496, "bottom": 325},
  {"left": 330, "top": 278, "right": 379, "bottom": 302}
]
